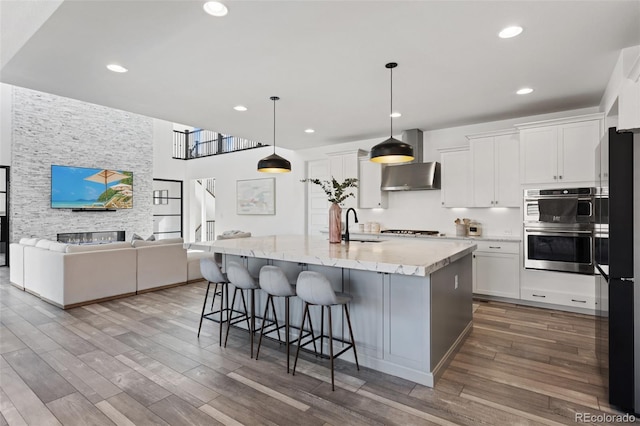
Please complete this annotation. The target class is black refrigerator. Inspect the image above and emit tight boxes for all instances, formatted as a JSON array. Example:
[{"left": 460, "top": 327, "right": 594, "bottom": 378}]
[{"left": 596, "top": 127, "right": 636, "bottom": 413}]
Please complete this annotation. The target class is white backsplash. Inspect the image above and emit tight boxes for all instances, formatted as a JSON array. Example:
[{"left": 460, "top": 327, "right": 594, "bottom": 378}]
[{"left": 349, "top": 190, "right": 522, "bottom": 238}]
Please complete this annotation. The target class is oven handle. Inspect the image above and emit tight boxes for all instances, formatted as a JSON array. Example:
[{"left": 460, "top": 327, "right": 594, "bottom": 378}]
[{"left": 525, "top": 229, "right": 593, "bottom": 235}]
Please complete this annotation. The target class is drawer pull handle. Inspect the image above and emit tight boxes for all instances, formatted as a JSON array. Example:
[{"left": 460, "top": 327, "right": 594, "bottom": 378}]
[
  {"left": 571, "top": 299, "right": 587, "bottom": 303},
  {"left": 532, "top": 294, "right": 546, "bottom": 298},
  {"left": 489, "top": 246, "right": 501, "bottom": 249}
]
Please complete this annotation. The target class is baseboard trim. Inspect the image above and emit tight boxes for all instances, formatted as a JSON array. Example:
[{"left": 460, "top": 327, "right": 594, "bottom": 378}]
[
  {"left": 44, "top": 292, "right": 138, "bottom": 310},
  {"left": 136, "top": 281, "right": 188, "bottom": 294}
]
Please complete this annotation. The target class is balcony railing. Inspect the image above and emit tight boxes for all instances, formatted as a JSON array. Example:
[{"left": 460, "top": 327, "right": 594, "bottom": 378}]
[{"left": 173, "top": 129, "right": 266, "bottom": 160}]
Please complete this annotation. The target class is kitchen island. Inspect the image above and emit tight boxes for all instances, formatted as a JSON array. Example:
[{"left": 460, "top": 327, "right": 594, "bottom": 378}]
[{"left": 187, "top": 235, "right": 476, "bottom": 387}]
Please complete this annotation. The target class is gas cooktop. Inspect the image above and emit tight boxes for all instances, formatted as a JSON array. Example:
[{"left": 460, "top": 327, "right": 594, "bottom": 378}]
[{"left": 380, "top": 229, "right": 439, "bottom": 235}]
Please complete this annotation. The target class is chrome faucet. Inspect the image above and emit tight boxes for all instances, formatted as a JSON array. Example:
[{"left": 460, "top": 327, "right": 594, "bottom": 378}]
[{"left": 344, "top": 208, "right": 359, "bottom": 242}]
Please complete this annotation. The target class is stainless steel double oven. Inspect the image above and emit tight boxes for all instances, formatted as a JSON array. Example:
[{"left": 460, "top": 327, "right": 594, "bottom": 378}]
[{"left": 523, "top": 187, "right": 599, "bottom": 275}]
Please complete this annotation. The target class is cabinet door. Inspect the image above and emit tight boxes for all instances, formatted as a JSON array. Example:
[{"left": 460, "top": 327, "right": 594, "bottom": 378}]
[
  {"left": 470, "top": 136, "right": 495, "bottom": 207},
  {"left": 307, "top": 159, "right": 329, "bottom": 235},
  {"left": 559, "top": 120, "right": 599, "bottom": 184},
  {"left": 329, "top": 153, "right": 359, "bottom": 209},
  {"left": 473, "top": 252, "right": 519, "bottom": 298},
  {"left": 358, "top": 157, "right": 388, "bottom": 209},
  {"left": 619, "top": 78, "right": 640, "bottom": 132},
  {"left": 521, "top": 127, "right": 558, "bottom": 184},
  {"left": 441, "top": 150, "right": 471, "bottom": 207},
  {"left": 494, "top": 133, "right": 520, "bottom": 207}
]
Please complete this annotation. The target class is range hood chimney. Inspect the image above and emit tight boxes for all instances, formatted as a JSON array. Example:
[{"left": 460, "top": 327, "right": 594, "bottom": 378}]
[
  {"left": 402, "top": 129, "right": 424, "bottom": 163},
  {"left": 380, "top": 129, "right": 441, "bottom": 191}
]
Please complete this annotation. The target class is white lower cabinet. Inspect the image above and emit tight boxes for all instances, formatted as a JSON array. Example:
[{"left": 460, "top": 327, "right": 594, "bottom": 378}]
[
  {"left": 472, "top": 241, "right": 520, "bottom": 299},
  {"left": 520, "top": 268, "right": 597, "bottom": 311}
]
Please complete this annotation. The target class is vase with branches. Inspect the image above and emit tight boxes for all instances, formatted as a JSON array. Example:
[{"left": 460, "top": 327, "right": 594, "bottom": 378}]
[{"left": 302, "top": 177, "right": 358, "bottom": 243}]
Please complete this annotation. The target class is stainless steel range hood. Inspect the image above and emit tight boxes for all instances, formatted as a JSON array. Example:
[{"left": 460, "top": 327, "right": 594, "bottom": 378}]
[{"left": 380, "top": 129, "right": 441, "bottom": 191}]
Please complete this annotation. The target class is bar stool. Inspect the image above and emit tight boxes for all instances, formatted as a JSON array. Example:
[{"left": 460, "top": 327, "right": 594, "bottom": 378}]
[
  {"left": 256, "top": 265, "right": 317, "bottom": 373},
  {"left": 292, "top": 270, "right": 359, "bottom": 391},
  {"left": 197, "top": 257, "right": 238, "bottom": 345},
  {"left": 224, "top": 261, "right": 261, "bottom": 358}
]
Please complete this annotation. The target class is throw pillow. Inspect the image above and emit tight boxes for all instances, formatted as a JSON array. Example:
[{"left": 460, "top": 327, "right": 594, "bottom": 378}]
[
  {"left": 146, "top": 234, "right": 156, "bottom": 241},
  {"left": 131, "top": 233, "right": 143, "bottom": 244}
]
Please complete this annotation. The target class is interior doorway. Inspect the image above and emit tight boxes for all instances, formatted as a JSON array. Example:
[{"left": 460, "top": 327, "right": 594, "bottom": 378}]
[
  {"left": 0, "top": 166, "right": 9, "bottom": 267},
  {"left": 191, "top": 178, "right": 216, "bottom": 242}
]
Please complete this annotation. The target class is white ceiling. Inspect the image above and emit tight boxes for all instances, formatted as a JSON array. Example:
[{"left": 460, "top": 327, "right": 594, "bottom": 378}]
[{"left": 1, "top": 1, "right": 639, "bottom": 150}]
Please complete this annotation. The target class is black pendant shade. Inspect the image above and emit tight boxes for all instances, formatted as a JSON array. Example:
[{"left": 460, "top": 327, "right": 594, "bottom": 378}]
[
  {"left": 370, "top": 137, "right": 414, "bottom": 164},
  {"left": 258, "top": 96, "right": 291, "bottom": 173},
  {"left": 370, "top": 62, "right": 414, "bottom": 164},
  {"left": 257, "top": 152, "right": 291, "bottom": 173}
]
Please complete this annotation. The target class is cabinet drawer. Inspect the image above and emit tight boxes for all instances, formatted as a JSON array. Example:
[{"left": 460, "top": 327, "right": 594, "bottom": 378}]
[
  {"left": 475, "top": 241, "right": 519, "bottom": 254},
  {"left": 521, "top": 288, "right": 596, "bottom": 310}
]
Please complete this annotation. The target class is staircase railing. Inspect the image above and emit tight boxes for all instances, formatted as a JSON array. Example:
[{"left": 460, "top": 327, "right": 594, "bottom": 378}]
[
  {"left": 173, "top": 129, "right": 265, "bottom": 160},
  {"left": 194, "top": 221, "right": 215, "bottom": 241}
]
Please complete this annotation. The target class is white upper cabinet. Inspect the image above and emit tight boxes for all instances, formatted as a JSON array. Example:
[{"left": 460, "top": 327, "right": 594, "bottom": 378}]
[
  {"left": 440, "top": 148, "right": 471, "bottom": 207},
  {"left": 358, "top": 155, "right": 388, "bottom": 209},
  {"left": 495, "top": 134, "right": 521, "bottom": 207},
  {"left": 327, "top": 150, "right": 365, "bottom": 209},
  {"left": 468, "top": 131, "right": 520, "bottom": 207},
  {"left": 517, "top": 114, "right": 602, "bottom": 185}
]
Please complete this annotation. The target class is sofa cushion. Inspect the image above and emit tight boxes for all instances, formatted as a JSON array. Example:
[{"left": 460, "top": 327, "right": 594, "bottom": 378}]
[
  {"left": 35, "top": 239, "right": 55, "bottom": 250},
  {"left": 49, "top": 242, "right": 70, "bottom": 253},
  {"left": 132, "top": 237, "right": 183, "bottom": 248},
  {"left": 66, "top": 242, "right": 132, "bottom": 253},
  {"left": 20, "top": 237, "right": 40, "bottom": 246}
]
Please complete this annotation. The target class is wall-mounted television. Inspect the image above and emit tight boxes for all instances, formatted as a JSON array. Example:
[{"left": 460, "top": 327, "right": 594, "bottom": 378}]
[{"left": 51, "top": 165, "right": 133, "bottom": 209}]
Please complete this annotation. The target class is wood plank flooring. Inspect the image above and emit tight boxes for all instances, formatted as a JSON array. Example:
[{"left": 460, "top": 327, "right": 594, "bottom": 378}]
[{"left": 0, "top": 268, "right": 628, "bottom": 425}]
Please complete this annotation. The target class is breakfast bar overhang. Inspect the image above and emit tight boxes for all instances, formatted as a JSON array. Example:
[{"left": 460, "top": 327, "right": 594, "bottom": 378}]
[{"left": 187, "top": 235, "right": 476, "bottom": 387}]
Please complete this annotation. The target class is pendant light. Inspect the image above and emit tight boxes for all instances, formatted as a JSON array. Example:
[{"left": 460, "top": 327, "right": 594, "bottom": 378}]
[
  {"left": 257, "top": 96, "right": 291, "bottom": 173},
  {"left": 370, "top": 62, "right": 414, "bottom": 164}
]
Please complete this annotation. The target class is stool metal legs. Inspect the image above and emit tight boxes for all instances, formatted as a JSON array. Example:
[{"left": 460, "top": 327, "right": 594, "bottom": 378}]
[
  {"left": 256, "top": 296, "right": 318, "bottom": 373},
  {"left": 224, "top": 287, "right": 258, "bottom": 358},
  {"left": 292, "top": 302, "right": 359, "bottom": 391},
  {"left": 198, "top": 281, "right": 230, "bottom": 345}
]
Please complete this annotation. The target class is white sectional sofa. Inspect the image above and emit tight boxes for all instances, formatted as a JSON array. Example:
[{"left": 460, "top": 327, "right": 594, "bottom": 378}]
[
  {"left": 9, "top": 237, "right": 213, "bottom": 308},
  {"left": 132, "top": 238, "right": 187, "bottom": 293}
]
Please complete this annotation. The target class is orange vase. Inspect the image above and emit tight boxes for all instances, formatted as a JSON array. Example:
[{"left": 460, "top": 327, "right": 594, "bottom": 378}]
[{"left": 329, "top": 203, "right": 342, "bottom": 243}]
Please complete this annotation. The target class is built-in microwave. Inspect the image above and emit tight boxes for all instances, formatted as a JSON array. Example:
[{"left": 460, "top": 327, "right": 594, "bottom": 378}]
[{"left": 523, "top": 187, "right": 597, "bottom": 224}]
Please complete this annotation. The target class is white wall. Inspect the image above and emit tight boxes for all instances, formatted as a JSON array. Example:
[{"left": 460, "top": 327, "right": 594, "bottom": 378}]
[
  {"left": 184, "top": 146, "right": 305, "bottom": 237},
  {"left": 0, "top": 84, "right": 12, "bottom": 166}
]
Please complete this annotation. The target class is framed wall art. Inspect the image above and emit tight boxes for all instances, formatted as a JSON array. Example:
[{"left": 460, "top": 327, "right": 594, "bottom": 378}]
[{"left": 236, "top": 178, "right": 275, "bottom": 215}]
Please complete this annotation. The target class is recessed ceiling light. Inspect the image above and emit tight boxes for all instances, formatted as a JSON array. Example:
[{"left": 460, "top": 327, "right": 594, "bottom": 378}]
[
  {"left": 498, "top": 26, "right": 523, "bottom": 39},
  {"left": 203, "top": 1, "right": 228, "bottom": 17},
  {"left": 106, "top": 64, "right": 128, "bottom": 73},
  {"left": 304, "top": 129, "right": 315, "bottom": 134},
  {"left": 233, "top": 105, "right": 247, "bottom": 111},
  {"left": 390, "top": 112, "right": 402, "bottom": 118},
  {"left": 516, "top": 87, "right": 534, "bottom": 95}
]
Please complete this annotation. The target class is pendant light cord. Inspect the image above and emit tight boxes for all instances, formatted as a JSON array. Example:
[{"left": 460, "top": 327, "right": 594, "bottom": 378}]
[
  {"left": 273, "top": 98, "right": 276, "bottom": 155},
  {"left": 390, "top": 65, "right": 393, "bottom": 138}
]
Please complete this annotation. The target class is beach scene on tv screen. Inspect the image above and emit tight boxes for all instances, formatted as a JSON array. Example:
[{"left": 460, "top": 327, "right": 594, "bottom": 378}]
[{"left": 51, "top": 166, "right": 133, "bottom": 209}]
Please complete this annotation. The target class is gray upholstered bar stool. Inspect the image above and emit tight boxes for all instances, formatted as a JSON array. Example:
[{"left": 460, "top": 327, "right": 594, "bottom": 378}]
[
  {"left": 224, "top": 261, "right": 261, "bottom": 358},
  {"left": 256, "top": 265, "right": 318, "bottom": 373},
  {"left": 293, "top": 270, "right": 359, "bottom": 391},
  {"left": 197, "top": 257, "right": 233, "bottom": 345}
]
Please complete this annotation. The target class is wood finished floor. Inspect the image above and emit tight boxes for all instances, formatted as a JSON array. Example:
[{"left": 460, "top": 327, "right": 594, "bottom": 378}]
[{"left": 0, "top": 268, "right": 627, "bottom": 425}]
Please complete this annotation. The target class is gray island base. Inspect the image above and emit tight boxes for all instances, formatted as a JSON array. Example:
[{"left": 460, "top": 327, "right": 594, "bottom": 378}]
[{"left": 187, "top": 235, "right": 476, "bottom": 387}]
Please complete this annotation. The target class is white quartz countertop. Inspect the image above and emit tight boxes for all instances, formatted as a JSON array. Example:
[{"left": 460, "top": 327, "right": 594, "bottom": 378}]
[
  {"left": 186, "top": 235, "right": 476, "bottom": 277},
  {"left": 320, "top": 230, "right": 521, "bottom": 243}
]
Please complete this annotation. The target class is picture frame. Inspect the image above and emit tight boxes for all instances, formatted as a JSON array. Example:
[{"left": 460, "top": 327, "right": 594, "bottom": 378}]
[{"left": 236, "top": 178, "right": 275, "bottom": 215}]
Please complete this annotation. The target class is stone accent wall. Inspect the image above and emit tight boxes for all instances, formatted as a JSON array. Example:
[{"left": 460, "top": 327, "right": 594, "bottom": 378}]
[{"left": 10, "top": 87, "right": 153, "bottom": 242}]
